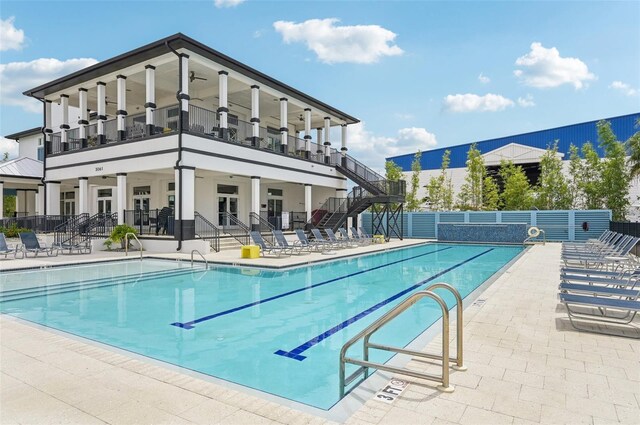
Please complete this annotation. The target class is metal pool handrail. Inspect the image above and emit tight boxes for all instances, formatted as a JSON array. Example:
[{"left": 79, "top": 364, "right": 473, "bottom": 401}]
[
  {"left": 339, "top": 284, "right": 466, "bottom": 397},
  {"left": 191, "top": 249, "right": 209, "bottom": 269},
  {"left": 124, "top": 233, "right": 143, "bottom": 259}
]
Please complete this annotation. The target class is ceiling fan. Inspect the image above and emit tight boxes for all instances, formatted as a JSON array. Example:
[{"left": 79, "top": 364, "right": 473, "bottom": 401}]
[{"left": 189, "top": 71, "right": 207, "bottom": 83}]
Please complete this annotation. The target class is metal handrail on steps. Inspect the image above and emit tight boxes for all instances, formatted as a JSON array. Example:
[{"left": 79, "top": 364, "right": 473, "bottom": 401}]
[
  {"left": 339, "top": 283, "right": 466, "bottom": 397},
  {"left": 191, "top": 249, "right": 209, "bottom": 269},
  {"left": 124, "top": 232, "right": 143, "bottom": 260}
]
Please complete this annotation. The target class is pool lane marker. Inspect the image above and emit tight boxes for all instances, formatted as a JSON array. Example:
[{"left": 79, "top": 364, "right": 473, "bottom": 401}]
[
  {"left": 274, "top": 248, "right": 494, "bottom": 361},
  {"left": 170, "top": 246, "right": 454, "bottom": 330}
]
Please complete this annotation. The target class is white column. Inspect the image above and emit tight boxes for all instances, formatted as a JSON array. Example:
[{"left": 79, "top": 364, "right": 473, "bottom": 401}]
[
  {"left": 316, "top": 128, "right": 323, "bottom": 156},
  {"left": 145, "top": 65, "right": 156, "bottom": 135},
  {"left": 324, "top": 117, "right": 331, "bottom": 162},
  {"left": 116, "top": 75, "right": 127, "bottom": 141},
  {"left": 174, "top": 166, "right": 195, "bottom": 240},
  {"left": 44, "top": 100, "right": 53, "bottom": 155},
  {"left": 341, "top": 124, "right": 348, "bottom": 156},
  {"left": 0, "top": 181, "right": 3, "bottom": 219},
  {"left": 79, "top": 177, "right": 89, "bottom": 215},
  {"left": 304, "top": 184, "right": 312, "bottom": 221},
  {"left": 116, "top": 173, "right": 127, "bottom": 224},
  {"left": 218, "top": 70, "right": 228, "bottom": 137},
  {"left": 78, "top": 88, "right": 88, "bottom": 147},
  {"left": 96, "top": 82, "right": 106, "bottom": 144},
  {"left": 279, "top": 97, "right": 288, "bottom": 154},
  {"left": 36, "top": 184, "right": 45, "bottom": 216},
  {"left": 27, "top": 191, "right": 36, "bottom": 215},
  {"left": 250, "top": 85, "right": 260, "bottom": 145},
  {"left": 180, "top": 54, "right": 189, "bottom": 130},
  {"left": 304, "top": 108, "right": 312, "bottom": 158},
  {"left": 60, "top": 94, "right": 69, "bottom": 149},
  {"left": 251, "top": 176, "right": 260, "bottom": 216},
  {"left": 46, "top": 181, "right": 61, "bottom": 215}
]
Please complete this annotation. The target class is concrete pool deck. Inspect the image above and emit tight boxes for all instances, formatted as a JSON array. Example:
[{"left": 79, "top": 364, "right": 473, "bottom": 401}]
[{"left": 1, "top": 243, "right": 639, "bottom": 424}]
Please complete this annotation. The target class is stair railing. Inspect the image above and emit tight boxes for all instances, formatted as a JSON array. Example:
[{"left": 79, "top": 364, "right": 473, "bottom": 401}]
[
  {"left": 221, "top": 212, "right": 250, "bottom": 245},
  {"left": 249, "top": 212, "right": 275, "bottom": 244},
  {"left": 194, "top": 212, "right": 220, "bottom": 252}
]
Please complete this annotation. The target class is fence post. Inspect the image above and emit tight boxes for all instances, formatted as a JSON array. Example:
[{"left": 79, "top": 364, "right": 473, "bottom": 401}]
[
  {"left": 496, "top": 211, "right": 502, "bottom": 224},
  {"left": 568, "top": 210, "right": 576, "bottom": 241},
  {"left": 408, "top": 212, "right": 413, "bottom": 238},
  {"left": 530, "top": 211, "right": 537, "bottom": 227},
  {"left": 464, "top": 212, "right": 470, "bottom": 223},
  {"left": 434, "top": 212, "right": 440, "bottom": 239}
]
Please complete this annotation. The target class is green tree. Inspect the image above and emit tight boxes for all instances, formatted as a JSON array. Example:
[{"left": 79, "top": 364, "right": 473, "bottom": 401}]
[
  {"left": 535, "top": 142, "right": 572, "bottom": 210},
  {"left": 626, "top": 118, "right": 640, "bottom": 178},
  {"left": 499, "top": 160, "right": 533, "bottom": 210},
  {"left": 457, "top": 144, "right": 486, "bottom": 210},
  {"left": 425, "top": 150, "right": 454, "bottom": 211},
  {"left": 384, "top": 160, "right": 403, "bottom": 182},
  {"left": 405, "top": 151, "right": 422, "bottom": 211},
  {"left": 580, "top": 142, "right": 605, "bottom": 210},
  {"left": 482, "top": 176, "right": 500, "bottom": 210},
  {"left": 598, "top": 120, "right": 631, "bottom": 220},
  {"left": 567, "top": 144, "right": 584, "bottom": 209}
]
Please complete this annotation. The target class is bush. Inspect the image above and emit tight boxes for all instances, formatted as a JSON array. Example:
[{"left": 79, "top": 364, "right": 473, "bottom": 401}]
[
  {"left": 104, "top": 224, "right": 138, "bottom": 250},
  {"left": 0, "top": 224, "right": 30, "bottom": 238}
]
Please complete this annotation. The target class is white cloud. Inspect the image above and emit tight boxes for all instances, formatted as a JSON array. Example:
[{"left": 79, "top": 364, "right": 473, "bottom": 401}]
[
  {"left": 443, "top": 93, "right": 514, "bottom": 113},
  {"left": 0, "top": 137, "right": 19, "bottom": 159},
  {"left": 609, "top": 81, "right": 638, "bottom": 97},
  {"left": 517, "top": 94, "right": 536, "bottom": 108},
  {"left": 214, "top": 0, "right": 245, "bottom": 8},
  {"left": 478, "top": 73, "right": 490, "bottom": 84},
  {"left": 0, "top": 57, "right": 98, "bottom": 113},
  {"left": 514, "top": 42, "right": 596, "bottom": 89},
  {"left": 347, "top": 123, "right": 437, "bottom": 172},
  {"left": 0, "top": 17, "right": 25, "bottom": 51},
  {"left": 273, "top": 18, "right": 403, "bottom": 64},
  {"left": 394, "top": 112, "right": 414, "bottom": 120}
]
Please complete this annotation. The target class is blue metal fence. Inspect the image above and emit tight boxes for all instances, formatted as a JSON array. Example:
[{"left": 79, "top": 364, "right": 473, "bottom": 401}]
[{"left": 361, "top": 209, "right": 611, "bottom": 242}]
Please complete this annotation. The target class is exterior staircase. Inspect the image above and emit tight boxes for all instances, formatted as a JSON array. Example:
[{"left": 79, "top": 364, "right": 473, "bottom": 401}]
[{"left": 310, "top": 153, "right": 406, "bottom": 236}]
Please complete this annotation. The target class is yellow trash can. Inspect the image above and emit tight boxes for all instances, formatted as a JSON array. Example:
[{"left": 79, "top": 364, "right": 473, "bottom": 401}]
[
  {"left": 241, "top": 245, "right": 260, "bottom": 258},
  {"left": 373, "top": 235, "right": 386, "bottom": 244}
]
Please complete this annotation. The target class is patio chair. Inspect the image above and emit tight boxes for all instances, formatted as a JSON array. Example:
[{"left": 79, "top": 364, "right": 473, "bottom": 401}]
[
  {"left": 249, "top": 231, "right": 290, "bottom": 257},
  {"left": 351, "top": 227, "right": 372, "bottom": 245},
  {"left": 310, "top": 228, "right": 341, "bottom": 249},
  {"left": 325, "top": 228, "right": 354, "bottom": 248},
  {"left": 562, "top": 236, "right": 640, "bottom": 266},
  {"left": 335, "top": 228, "right": 361, "bottom": 247},
  {"left": 19, "top": 231, "right": 59, "bottom": 258},
  {"left": 56, "top": 239, "right": 92, "bottom": 255},
  {"left": 562, "top": 230, "right": 615, "bottom": 249},
  {"left": 0, "top": 233, "right": 20, "bottom": 259},
  {"left": 272, "top": 230, "right": 305, "bottom": 255},
  {"left": 294, "top": 229, "right": 326, "bottom": 252},
  {"left": 562, "top": 232, "right": 624, "bottom": 254}
]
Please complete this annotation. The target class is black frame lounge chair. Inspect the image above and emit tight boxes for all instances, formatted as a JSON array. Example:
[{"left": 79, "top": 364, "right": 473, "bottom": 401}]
[
  {"left": 250, "top": 231, "right": 290, "bottom": 257},
  {"left": 311, "top": 228, "right": 341, "bottom": 249},
  {"left": 272, "top": 230, "right": 305, "bottom": 254},
  {"left": 325, "top": 228, "right": 354, "bottom": 248},
  {"left": 19, "top": 231, "right": 59, "bottom": 258},
  {"left": 294, "top": 229, "right": 325, "bottom": 252},
  {"left": 0, "top": 233, "right": 20, "bottom": 259},
  {"left": 343, "top": 228, "right": 368, "bottom": 246}
]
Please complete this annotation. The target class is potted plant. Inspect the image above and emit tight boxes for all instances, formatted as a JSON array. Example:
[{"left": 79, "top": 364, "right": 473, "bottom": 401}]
[{"left": 104, "top": 224, "right": 138, "bottom": 250}]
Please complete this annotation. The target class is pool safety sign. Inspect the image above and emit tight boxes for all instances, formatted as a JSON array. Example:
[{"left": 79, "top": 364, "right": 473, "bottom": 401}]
[{"left": 375, "top": 379, "right": 408, "bottom": 404}]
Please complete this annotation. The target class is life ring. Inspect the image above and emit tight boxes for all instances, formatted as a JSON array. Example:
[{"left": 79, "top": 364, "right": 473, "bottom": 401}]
[
  {"left": 582, "top": 221, "right": 589, "bottom": 231},
  {"left": 528, "top": 226, "right": 541, "bottom": 238}
]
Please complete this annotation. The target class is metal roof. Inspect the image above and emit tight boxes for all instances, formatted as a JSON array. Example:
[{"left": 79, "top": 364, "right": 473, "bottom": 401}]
[
  {"left": 22, "top": 33, "right": 360, "bottom": 125},
  {"left": 388, "top": 112, "right": 640, "bottom": 171},
  {"left": 0, "top": 157, "right": 43, "bottom": 179}
]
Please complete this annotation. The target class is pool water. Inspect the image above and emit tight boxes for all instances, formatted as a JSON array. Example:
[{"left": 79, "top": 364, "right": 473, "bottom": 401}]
[{"left": 0, "top": 243, "right": 523, "bottom": 409}]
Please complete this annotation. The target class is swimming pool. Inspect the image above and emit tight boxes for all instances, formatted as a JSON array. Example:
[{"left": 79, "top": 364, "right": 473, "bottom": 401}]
[{"left": 0, "top": 243, "right": 523, "bottom": 409}]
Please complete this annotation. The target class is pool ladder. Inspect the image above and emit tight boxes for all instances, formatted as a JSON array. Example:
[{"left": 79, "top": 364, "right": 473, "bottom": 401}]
[
  {"left": 339, "top": 282, "right": 465, "bottom": 397},
  {"left": 191, "top": 249, "right": 209, "bottom": 269}
]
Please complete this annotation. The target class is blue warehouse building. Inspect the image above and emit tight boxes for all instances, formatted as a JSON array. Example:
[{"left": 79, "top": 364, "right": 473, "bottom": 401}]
[{"left": 388, "top": 112, "right": 640, "bottom": 171}]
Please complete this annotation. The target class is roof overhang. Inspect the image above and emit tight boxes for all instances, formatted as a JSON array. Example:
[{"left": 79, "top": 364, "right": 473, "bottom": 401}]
[
  {"left": 4, "top": 127, "right": 42, "bottom": 141},
  {"left": 23, "top": 33, "right": 360, "bottom": 125}
]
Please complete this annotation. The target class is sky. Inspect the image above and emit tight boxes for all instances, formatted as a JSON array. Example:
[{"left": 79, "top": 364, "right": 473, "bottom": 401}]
[{"left": 0, "top": 0, "right": 639, "bottom": 170}]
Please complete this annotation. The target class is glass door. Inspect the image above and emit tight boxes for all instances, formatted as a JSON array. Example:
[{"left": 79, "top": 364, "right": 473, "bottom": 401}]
[
  {"left": 98, "top": 199, "right": 112, "bottom": 214},
  {"left": 218, "top": 196, "right": 239, "bottom": 226},
  {"left": 133, "top": 186, "right": 151, "bottom": 226},
  {"left": 64, "top": 200, "right": 76, "bottom": 216}
]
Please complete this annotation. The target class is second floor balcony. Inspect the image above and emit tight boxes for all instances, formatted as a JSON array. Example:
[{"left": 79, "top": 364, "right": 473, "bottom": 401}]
[{"left": 48, "top": 104, "right": 334, "bottom": 166}]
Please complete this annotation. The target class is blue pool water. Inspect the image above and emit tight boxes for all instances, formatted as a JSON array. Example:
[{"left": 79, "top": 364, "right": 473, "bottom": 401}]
[{"left": 0, "top": 243, "right": 522, "bottom": 409}]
